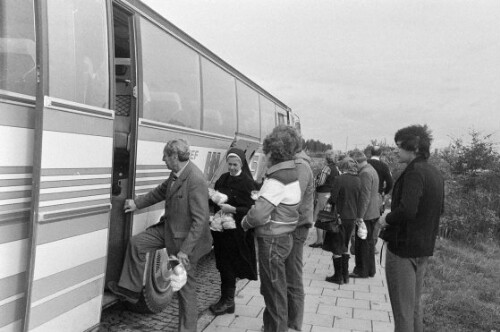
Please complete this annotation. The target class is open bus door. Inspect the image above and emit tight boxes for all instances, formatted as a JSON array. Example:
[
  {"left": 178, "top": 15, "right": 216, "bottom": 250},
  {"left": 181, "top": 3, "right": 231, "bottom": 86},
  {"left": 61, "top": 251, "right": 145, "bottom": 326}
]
[{"left": 23, "top": 1, "right": 114, "bottom": 331}]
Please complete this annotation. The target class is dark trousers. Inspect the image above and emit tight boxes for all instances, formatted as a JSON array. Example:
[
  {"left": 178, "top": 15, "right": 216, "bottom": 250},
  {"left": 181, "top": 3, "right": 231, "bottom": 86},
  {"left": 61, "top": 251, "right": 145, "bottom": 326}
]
[
  {"left": 386, "top": 248, "right": 429, "bottom": 332},
  {"left": 257, "top": 233, "right": 293, "bottom": 332},
  {"left": 285, "top": 226, "right": 309, "bottom": 331},
  {"left": 119, "top": 224, "right": 199, "bottom": 332},
  {"left": 353, "top": 218, "right": 378, "bottom": 277}
]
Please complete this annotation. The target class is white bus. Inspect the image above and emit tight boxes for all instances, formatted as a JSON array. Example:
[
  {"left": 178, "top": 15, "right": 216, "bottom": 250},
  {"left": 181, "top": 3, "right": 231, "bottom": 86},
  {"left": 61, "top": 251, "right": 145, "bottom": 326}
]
[{"left": 0, "top": 0, "right": 300, "bottom": 331}]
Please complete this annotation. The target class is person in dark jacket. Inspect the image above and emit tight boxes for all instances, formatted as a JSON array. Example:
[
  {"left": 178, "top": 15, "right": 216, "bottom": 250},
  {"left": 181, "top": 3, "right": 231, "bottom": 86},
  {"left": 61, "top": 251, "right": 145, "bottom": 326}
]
[
  {"left": 208, "top": 147, "right": 258, "bottom": 315},
  {"left": 323, "top": 157, "right": 361, "bottom": 285},
  {"left": 367, "top": 145, "right": 394, "bottom": 247},
  {"left": 383, "top": 124, "right": 444, "bottom": 332},
  {"left": 310, "top": 150, "right": 340, "bottom": 248}
]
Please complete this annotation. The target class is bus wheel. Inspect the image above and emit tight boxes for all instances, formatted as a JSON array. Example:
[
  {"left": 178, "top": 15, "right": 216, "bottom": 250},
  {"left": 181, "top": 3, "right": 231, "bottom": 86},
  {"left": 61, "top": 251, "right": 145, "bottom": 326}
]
[{"left": 126, "top": 249, "right": 174, "bottom": 313}]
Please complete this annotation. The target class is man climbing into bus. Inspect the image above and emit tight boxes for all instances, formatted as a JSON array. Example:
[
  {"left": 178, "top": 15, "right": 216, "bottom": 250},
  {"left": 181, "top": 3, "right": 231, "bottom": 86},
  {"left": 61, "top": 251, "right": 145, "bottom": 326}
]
[{"left": 108, "top": 138, "right": 212, "bottom": 332}]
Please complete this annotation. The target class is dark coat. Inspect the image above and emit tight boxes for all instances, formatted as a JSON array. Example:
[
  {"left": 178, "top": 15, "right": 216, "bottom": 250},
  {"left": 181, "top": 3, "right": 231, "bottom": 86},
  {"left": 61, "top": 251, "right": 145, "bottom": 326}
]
[
  {"left": 135, "top": 162, "right": 212, "bottom": 263},
  {"left": 367, "top": 158, "right": 393, "bottom": 195},
  {"left": 385, "top": 157, "right": 445, "bottom": 257},
  {"left": 330, "top": 173, "right": 361, "bottom": 220},
  {"left": 210, "top": 171, "right": 258, "bottom": 280}
]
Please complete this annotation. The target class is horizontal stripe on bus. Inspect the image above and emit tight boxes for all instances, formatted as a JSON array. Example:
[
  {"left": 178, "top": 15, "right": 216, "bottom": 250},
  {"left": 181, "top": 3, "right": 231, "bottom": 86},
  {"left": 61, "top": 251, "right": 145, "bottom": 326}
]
[
  {"left": 0, "top": 197, "right": 30, "bottom": 206},
  {"left": 135, "top": 177, "right": 167, "bottom": 184},
  {"left": 40, "top": 188, "right": 109, "bottom": 201},
  {"left": 0, "top": 174, "right": 31, "bottom": 181},
  {"left": 0, "top": 220, "right": 29, "bottom": 244},
  {"left": 0, "top": 297, "right": 24, "bottom": 329},
  {"left": 137, "top": 164, "right": 170, "bottom": 170},
  {"left": 39, "top": 194, "right": 110, "bottom": 207},
  {"left": 40, "top": 177, "right": 110, "bottom": 189},
  {"left": 0, "top": 185, "right": 31, "bottom": 193},
  {"left": 135, "top": 184, "right": 158, "bottom": 192},
  {"left": 0, "top": 126, "right": 34, "bottom": 167},
  {"left": 33, "top": 229, "right": 107, "bottom": 280},
  {"left": 37, "top": 212, "right": 108, "bottom": 245},
  {"left": 41, "top": 168, "right": 111, "bottom": 177},
  {"left": 43, "top": 107, "right": 113, "bottom": 137},
  {"left": 0, "top": 166, "right": 33, "bottom": 174},
  {"left": 0, "top": 239, "right": 28, "bottom": 279},
  {"left": 32, "top": 258, "right": 105, "bottom": 303},
  {"left": 38, "top": 198, "right": 110, "bottom": 215},
  {"left": 0, "top": 190, "right": 31, "bottom": 200},
  {"left": 30, "top": 296, "right": 101, "bottom": 332},
  {"left": 135, "top": 171, "right": 170, "bottom": 179},
  {"left": 41, "top": 174, "right": 111, "bottom": 182},
  {"left": 0, "top": 99, "right": 35, "bottom": 129},
  {"left": 0, "top": 202, "right": 31, "bottom": 214},
  {"left": 0, "top": 273, "right": 26, "bottom": 303},
  {"left": 29, "top": 278, "right": 103, "bottom": 330},
  {"left": 40, "top": 131, "right": 113, "bottom": 169}
]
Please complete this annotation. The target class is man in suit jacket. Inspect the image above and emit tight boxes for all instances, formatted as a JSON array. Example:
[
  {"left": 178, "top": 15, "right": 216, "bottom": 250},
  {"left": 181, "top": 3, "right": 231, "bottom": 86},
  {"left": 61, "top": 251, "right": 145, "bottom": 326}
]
[
  {"left": 350, "top": 151, "right": 380, "bottom": 278},
  {"left": 108, "top": 139, "right": 211, "bottom": 332}
]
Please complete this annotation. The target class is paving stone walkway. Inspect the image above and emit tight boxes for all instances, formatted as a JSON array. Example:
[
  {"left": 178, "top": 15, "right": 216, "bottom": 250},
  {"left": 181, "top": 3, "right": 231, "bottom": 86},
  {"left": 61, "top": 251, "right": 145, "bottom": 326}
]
[{"left": 200, "top": 231, "right": 394, "bottom": 332}]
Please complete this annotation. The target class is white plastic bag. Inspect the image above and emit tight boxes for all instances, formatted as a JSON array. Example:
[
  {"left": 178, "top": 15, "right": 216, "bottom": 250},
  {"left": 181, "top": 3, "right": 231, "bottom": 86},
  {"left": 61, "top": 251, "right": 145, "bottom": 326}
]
[
  {"left": 357, "top": 221, "right": 368, "bottom": 240},
  {"left": 170, "top": 263, "right": 187, "bottom": 292},
  {"left": 210, "top": 210, "right": 236, "bottom": 231}
]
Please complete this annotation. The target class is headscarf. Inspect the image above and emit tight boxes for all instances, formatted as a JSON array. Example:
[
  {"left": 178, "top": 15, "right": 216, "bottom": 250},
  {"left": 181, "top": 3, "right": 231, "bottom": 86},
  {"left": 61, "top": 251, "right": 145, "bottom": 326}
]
[
  {"left": 339, "top": 157, "right": 358, "bottom": 175},
  {"left": 226, "top": 147, "right": 253, "bottom": 179}
]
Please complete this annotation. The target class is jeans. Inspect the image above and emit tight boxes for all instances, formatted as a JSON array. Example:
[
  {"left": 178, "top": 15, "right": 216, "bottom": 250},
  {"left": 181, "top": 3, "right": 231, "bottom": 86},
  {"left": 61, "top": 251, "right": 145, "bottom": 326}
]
[
  {"left": 386, "top": 248, "right": 429, "bottom": 332},
  {"left": 285, "top": 226, "right": 309, "bottom": 331},
  {"left": 257, "top": 233, "right": 293, "bottom": 332}
]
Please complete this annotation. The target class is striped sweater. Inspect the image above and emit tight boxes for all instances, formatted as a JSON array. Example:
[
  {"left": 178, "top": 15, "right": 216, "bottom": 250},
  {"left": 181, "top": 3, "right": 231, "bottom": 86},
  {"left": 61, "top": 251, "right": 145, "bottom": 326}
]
[{"left": 242, "top": 160, "right": 301, "bottom": 237}]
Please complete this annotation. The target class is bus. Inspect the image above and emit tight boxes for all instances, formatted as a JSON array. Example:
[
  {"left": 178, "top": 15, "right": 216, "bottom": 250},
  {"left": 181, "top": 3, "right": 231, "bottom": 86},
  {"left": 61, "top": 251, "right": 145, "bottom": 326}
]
[{"left": 0, "top": 0, "right": 300, "bottom": 331}]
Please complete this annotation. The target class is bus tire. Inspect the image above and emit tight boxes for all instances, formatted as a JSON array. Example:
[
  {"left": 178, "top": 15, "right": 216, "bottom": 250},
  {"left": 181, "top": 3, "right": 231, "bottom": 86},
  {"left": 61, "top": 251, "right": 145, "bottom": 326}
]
[{"left": 125, "top": 249, "right": 174, "bottom": 314}]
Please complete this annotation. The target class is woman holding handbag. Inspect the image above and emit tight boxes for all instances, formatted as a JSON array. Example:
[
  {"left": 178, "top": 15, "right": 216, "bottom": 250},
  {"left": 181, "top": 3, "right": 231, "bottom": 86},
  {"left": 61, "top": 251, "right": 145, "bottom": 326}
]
[{"left": 323, "top": 157, "right": 361, "bottom": 284}]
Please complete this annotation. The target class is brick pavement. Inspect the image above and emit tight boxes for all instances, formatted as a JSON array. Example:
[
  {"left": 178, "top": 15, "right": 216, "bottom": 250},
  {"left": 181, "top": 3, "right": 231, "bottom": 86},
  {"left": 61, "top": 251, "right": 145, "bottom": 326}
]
[
  {"left": 200, "top": 231, "right": 394, "bottom": 332},
  {"left": 100, "top": 230, "right": 394, "bottom": 332}
]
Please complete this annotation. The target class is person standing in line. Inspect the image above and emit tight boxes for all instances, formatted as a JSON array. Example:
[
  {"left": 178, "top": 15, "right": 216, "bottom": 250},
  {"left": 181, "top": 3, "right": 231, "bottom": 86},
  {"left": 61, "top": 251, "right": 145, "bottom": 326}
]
[
  {"left": 242, "top": 125, "right": 302, "bottom": 332},
  {"left": 108, "top": 139, "right": 212, "bottom": 332},
  {"left": 323, "top": 157, "right": 361, "bottom": 285},
  {"left": 382, "top": 125, "right": 444, "bottom": 332},
  {"left": 309, "top": 149, "right": 340, "bottom": 248},
  {"left": 286, "top": 127, "right": 315, "bottom": 332},
  {"left": 367, "top": 145, "right": 394, "bottom": 248},
  {"left": 208, "top": 147, "right": 258, "bottom": 316},
  {"left": 350, "top": 150, "right": 380, "bottom": 278}
]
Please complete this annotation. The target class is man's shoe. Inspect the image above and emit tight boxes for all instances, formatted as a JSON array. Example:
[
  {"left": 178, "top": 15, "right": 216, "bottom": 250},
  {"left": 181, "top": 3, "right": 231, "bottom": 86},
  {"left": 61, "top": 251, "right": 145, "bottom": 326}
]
[
  {"left": 209, "top": 297, "right": 235, "bottom": 315},
  {"left": 107, "top": 281, "right": 140, "bottom": 303},
  {"left": 308, "top": 243, "right": 323, "bottom": 248},
  {"left": 349, "top": 272, "right": 368, "bottom": 279}
]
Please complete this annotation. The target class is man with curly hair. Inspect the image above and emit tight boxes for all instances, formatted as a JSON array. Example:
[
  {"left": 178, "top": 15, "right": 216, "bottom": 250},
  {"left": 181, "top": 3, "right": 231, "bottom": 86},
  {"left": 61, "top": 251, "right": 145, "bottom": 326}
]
[
  {"left": 383, "top": 124, "right": 444, "bottom": 332},
  {"left": 242, "top": 125, "right": 302, "bottom": 332}
]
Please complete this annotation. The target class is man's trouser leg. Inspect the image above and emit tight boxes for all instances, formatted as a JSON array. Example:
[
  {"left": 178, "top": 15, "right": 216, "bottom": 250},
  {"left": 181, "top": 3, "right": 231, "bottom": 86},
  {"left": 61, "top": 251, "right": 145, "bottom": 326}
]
[
  {"left": 118, "top": 224, "right": 165, "bottom": 292},
  {"left": 285, "top": 226, "right": 309, "bottom": 331},
  {"left": 258, "top": 234, "right": 293, "bottom": 332},
  {"left": 177, "top": 262, "right": 199, "bottom": 332},
  {"left": 386, "top": 248, "right": 429, "bottom": 332}
]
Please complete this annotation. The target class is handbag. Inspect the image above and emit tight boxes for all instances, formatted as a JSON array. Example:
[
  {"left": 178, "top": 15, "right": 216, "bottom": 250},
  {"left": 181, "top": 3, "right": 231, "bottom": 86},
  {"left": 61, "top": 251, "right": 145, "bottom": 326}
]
[{"left": 314, "top": 203, "right": 341, "bottom": 233}]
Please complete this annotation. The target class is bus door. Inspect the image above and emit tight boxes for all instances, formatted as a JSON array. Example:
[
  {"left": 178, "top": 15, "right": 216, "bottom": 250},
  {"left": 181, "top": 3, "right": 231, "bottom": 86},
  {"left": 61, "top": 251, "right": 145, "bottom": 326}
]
[{"left": 24, "top": 1, "right": 113, "bottom": 331}]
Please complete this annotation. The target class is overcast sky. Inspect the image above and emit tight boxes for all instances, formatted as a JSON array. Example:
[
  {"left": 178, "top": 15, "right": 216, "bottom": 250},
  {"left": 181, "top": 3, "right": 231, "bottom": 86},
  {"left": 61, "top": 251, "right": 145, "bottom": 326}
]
[{"left": 143, "top": 0, "right": 500, "bottom": 151}]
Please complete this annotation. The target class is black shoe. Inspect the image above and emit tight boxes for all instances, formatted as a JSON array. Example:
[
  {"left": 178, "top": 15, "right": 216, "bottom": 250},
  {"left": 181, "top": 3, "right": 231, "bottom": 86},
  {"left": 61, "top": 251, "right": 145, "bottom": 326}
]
[
  {"left": 309, "top": 243, "right": 323, "bottom": 248},
  {"left": 209, "top": 297, "right": 235, "bottom": 315},
  {"left": 107, "top": 281, "right": 140, "bottom": 303},
  {"left": 349, "top": 272, "right": 368, "bottom": 279}
]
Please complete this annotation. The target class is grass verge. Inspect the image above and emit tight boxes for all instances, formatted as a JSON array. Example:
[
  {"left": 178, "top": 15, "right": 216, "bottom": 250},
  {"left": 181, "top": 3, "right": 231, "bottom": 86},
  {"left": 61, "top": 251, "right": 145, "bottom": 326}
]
[{"left": 423, "top": 238, "right": 500, "bottom": 331}]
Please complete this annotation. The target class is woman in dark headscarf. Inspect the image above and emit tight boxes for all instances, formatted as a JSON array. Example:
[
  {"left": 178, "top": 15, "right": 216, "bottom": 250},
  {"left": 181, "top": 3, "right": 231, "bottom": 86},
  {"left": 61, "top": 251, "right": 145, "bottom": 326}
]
[{"left": 208, "top": 147, "right": 258, "bottom": 315}]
